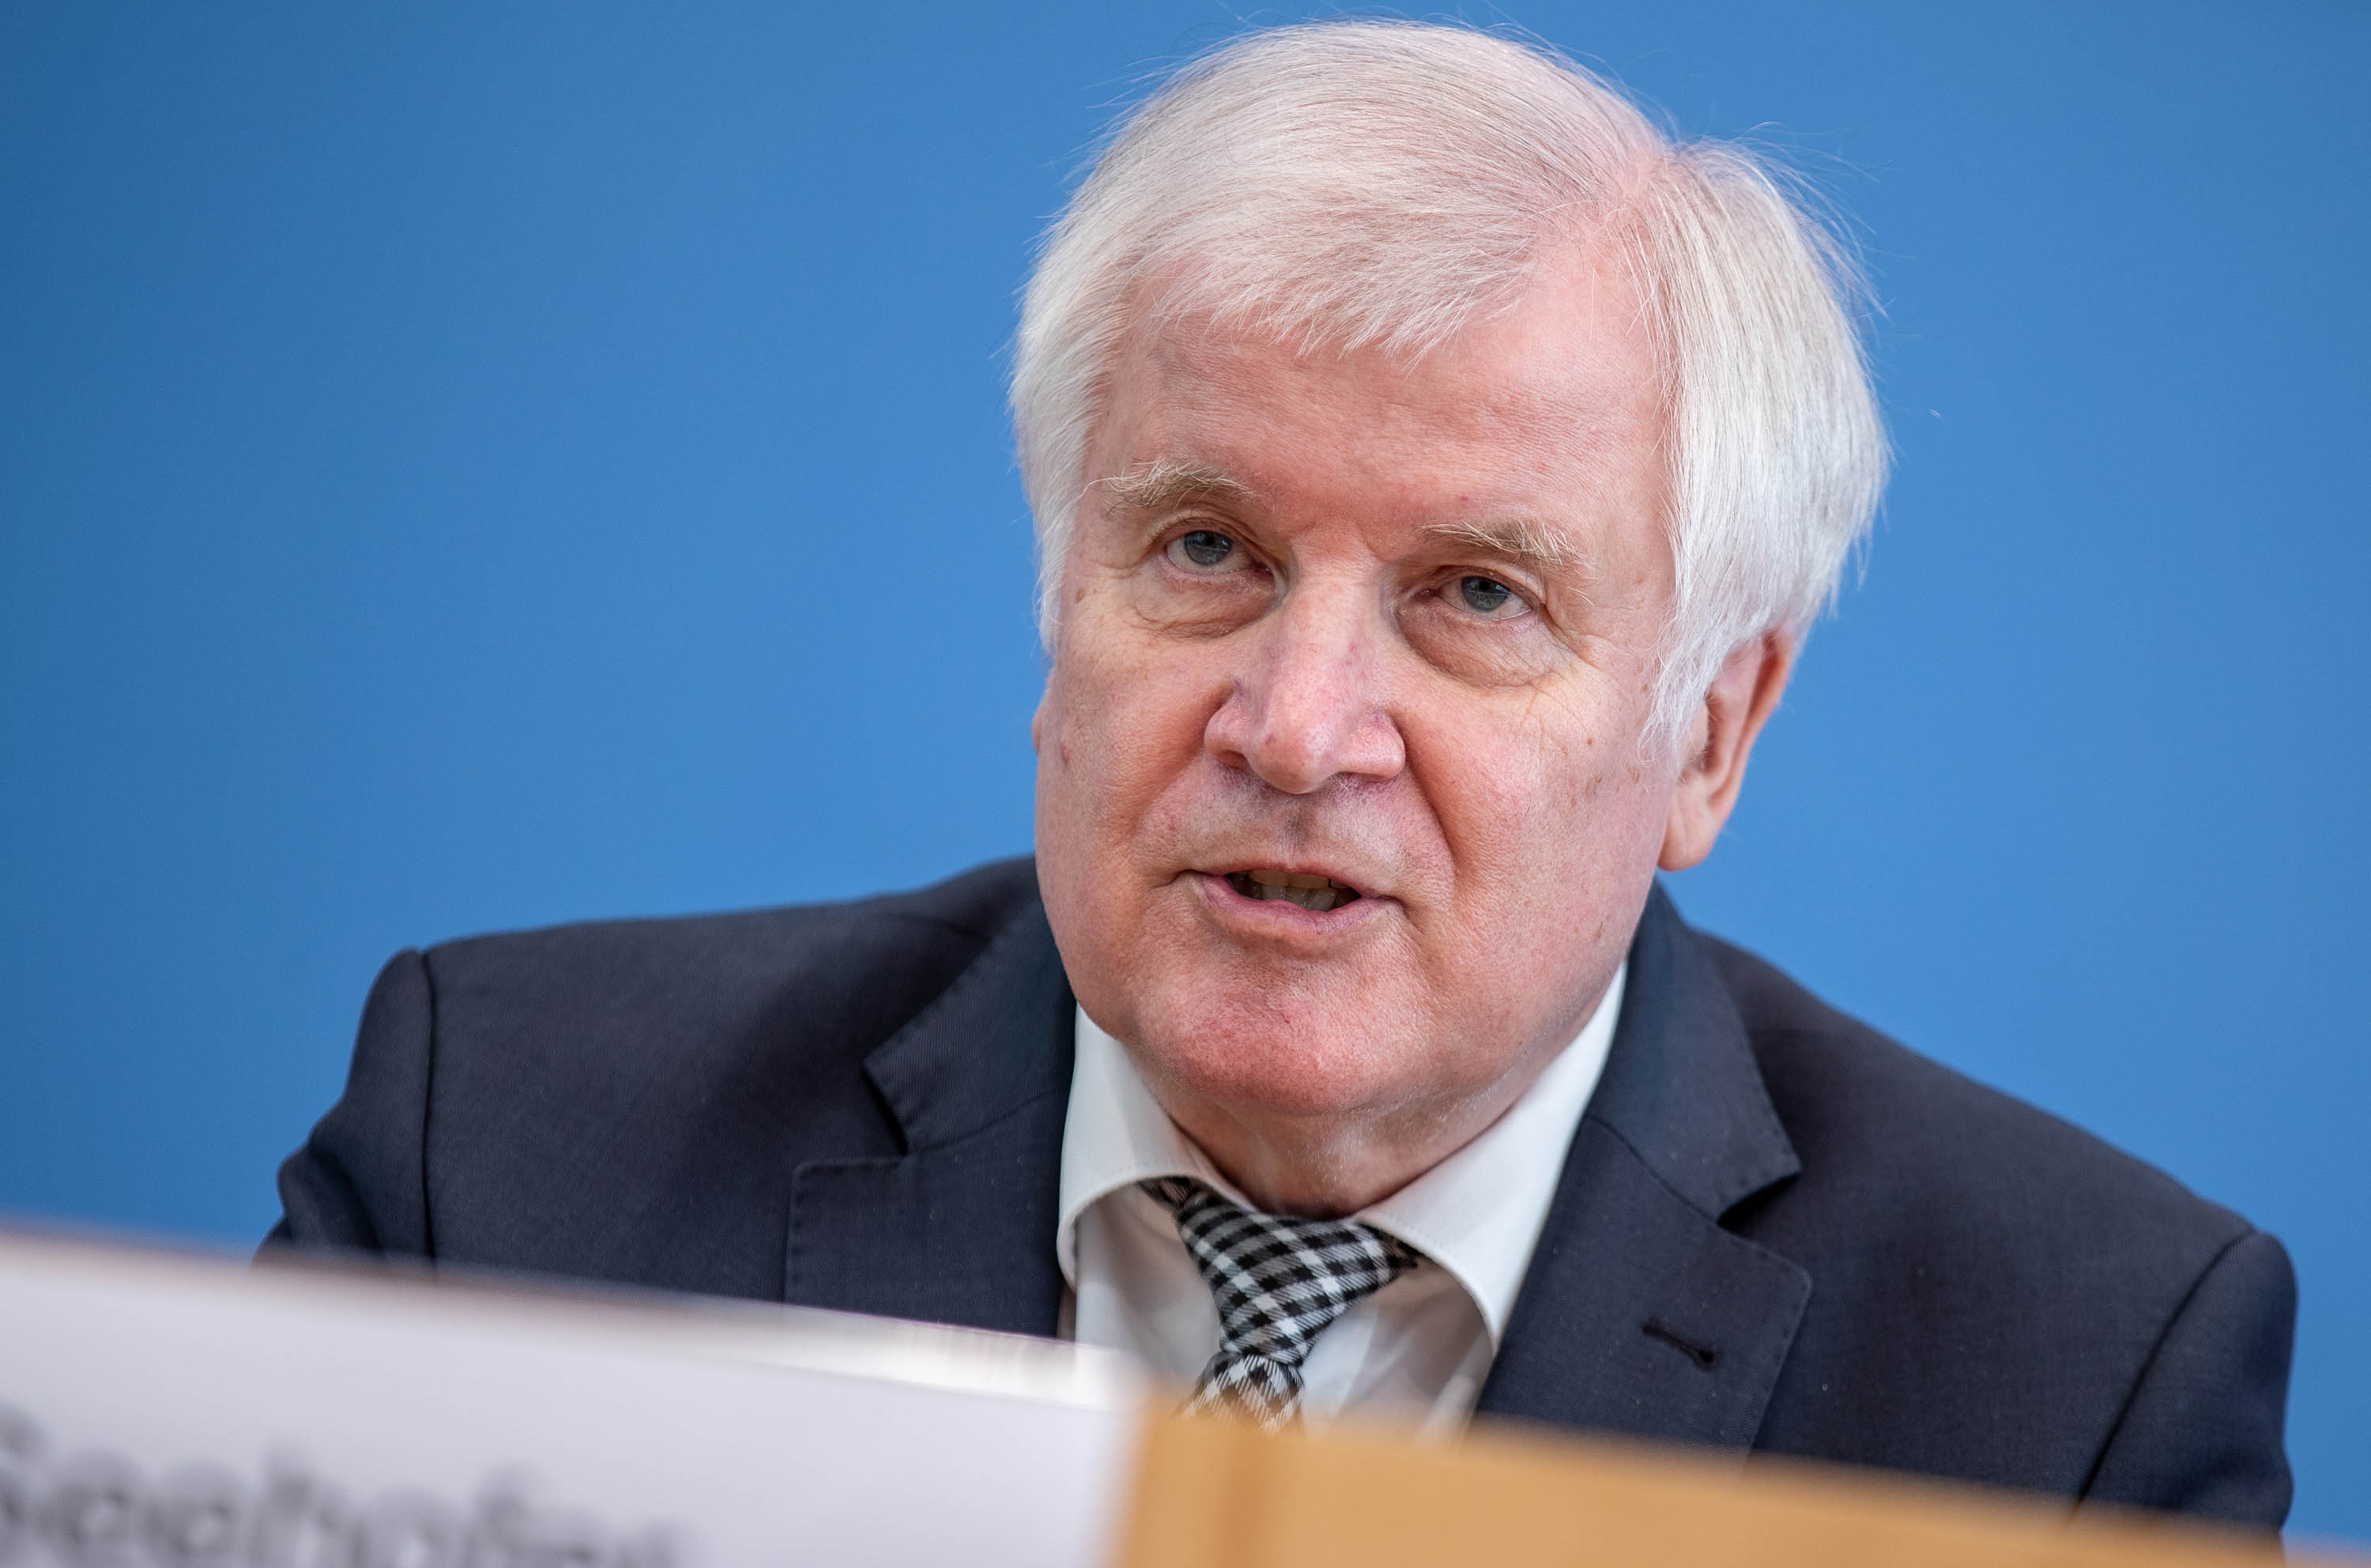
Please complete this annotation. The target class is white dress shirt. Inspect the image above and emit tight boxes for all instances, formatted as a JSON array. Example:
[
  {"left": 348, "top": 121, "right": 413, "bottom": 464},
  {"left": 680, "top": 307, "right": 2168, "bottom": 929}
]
[{"left": 1054, "top": 963, "right": 1626, "bottom": 1434}]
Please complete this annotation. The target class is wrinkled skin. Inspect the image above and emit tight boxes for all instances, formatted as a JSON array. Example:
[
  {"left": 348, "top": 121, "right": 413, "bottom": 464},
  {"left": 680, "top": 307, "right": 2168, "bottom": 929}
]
[{"left": 1034, "top": 249, "right": 1791, "bottom": 1216}]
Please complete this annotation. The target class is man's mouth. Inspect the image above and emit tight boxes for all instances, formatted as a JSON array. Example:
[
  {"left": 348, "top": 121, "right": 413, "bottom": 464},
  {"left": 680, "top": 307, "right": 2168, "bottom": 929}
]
[{"left": 1222, "top": 869, "right": 1362, "bottom": 913}]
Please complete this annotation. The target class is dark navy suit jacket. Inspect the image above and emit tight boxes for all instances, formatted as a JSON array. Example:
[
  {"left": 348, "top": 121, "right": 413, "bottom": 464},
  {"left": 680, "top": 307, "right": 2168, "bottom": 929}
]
[{"left": 270, "top": 859, "right": 2295, "bottom": 1525}]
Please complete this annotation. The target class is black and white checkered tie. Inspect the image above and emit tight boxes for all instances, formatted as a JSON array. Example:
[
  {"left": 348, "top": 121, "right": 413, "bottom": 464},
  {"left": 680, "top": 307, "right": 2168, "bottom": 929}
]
[{"left": 1140, "top": 1176, "right": 1423, "bottom": 1430}]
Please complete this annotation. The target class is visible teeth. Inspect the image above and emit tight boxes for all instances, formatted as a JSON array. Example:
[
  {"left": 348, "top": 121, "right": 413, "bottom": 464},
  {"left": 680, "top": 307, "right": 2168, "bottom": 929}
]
[{"left": 1225, "top": 869, "right": 1359, "bottom": 911}]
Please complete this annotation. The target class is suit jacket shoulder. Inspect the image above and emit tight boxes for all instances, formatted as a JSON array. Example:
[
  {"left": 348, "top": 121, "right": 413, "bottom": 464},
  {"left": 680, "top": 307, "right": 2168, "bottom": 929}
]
[
  {"left": 1702, "top": 934, "right": 2294, "bottom": 1521},
  {"left": 270, "top": 858, "right": 1047, "bottom": 1296}
]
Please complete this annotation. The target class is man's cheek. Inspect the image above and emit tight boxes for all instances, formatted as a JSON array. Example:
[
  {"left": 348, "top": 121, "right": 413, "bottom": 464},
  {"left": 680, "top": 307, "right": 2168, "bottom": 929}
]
[
  {"left": 1419, "top": 731, "right": 1556, "bottom": 852},
  {"left": 1105, "top": 670, "right": 1225, "bottom": 781}
]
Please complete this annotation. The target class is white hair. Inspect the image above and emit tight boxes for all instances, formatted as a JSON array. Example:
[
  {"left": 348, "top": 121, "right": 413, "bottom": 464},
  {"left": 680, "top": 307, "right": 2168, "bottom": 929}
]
[{"left": 1010, "top": 20, "right": 1887, "bottom": 748}]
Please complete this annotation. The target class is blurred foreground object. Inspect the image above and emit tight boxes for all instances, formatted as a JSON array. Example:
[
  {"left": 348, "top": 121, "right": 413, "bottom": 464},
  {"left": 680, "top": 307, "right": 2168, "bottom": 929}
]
[
  {"left": 1, "top": 1228, "right": 2353, "bottom": 1568},
  {"left": 1121, "top": 1410, "right": 2355, "bottom": 1568},
  {"left": 0, "top": 1227, "right": 1141, "bottom": 1567}
]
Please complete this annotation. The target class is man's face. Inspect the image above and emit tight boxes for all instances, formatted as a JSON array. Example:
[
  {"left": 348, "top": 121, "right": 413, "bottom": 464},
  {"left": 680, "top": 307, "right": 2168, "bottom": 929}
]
[{"left": 1034, "top": 252, "right": 1684, "bottom": 1209}]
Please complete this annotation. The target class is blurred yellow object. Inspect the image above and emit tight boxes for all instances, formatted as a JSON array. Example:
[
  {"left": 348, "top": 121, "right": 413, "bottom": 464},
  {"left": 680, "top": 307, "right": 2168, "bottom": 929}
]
[{"left": 1118, "top": 1406, "right": 2354, "bottom": 1568}]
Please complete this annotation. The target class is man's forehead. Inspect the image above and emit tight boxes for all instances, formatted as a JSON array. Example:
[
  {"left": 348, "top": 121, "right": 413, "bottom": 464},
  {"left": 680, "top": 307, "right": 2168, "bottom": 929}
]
[
  {"left": 1080, "top": 257, "right": 1668, "bottom": 578},
  {"left": 1100, "top": 309, "right": 1652, "bottom": 504},
  {"left": 1130, "top": 324, "right": 1642, "bottom": 442}
]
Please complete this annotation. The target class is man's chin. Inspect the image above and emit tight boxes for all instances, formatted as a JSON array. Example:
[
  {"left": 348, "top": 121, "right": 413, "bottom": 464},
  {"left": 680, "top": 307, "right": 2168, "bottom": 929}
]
[{"left": 1123, "top": 963, "right": 1432, "bottom": 1124}]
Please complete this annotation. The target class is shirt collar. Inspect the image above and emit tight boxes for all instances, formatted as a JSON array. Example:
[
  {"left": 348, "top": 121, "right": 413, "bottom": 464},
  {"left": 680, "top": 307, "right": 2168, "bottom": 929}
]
[{"left": 1054, "top": 963, "right": 1626, "bottom": 1348}]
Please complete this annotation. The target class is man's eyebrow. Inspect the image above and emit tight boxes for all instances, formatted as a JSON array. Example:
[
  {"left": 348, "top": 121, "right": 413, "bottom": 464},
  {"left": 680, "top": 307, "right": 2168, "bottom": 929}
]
[
  {"left": 1420, "top": 518, "right": 1581, "bottom": 574},
  {"left": 1095, "top": 458, "right": 1252, "bottom": 514}
]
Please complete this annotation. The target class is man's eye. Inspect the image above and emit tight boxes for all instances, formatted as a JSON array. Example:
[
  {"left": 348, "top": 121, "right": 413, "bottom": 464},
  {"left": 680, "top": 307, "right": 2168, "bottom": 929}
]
[
  {"left": 1458, "top": 575, "right": 1523, "bottom": 616},
  {"left": 1168, "top": 530, "right": 1238, "bottom": 570}
]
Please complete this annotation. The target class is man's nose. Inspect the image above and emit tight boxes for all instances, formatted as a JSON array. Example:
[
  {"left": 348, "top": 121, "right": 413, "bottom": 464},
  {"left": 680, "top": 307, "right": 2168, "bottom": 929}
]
[{"left": 1202, "top": 582, "right": 1407, "bottom": 794}]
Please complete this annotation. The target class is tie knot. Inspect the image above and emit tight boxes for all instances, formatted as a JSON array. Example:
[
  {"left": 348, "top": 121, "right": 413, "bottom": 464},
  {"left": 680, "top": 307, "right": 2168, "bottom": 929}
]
[{"left": 1140, "top": 1177, "right": 1423, "bottom": 1428}]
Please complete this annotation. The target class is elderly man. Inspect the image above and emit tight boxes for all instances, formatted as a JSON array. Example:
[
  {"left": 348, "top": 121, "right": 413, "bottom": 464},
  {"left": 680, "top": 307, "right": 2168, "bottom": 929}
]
[{"left": 271, "top": 21, "right": 2294, "bottom": 1525}]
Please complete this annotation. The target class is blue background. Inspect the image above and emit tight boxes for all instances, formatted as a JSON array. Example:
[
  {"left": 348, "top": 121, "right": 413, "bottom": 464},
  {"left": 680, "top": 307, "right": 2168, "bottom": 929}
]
[{"left": 3, "top": 0, "right": 2364, "bottom": 1540}]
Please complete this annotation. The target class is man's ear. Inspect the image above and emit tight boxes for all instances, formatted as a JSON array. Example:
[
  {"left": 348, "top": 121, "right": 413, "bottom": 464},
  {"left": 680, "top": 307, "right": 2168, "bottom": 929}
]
[
  {"left": 1031, "top": 660, "right": 1064, "bottom": 760},
  {"left": 1660, "top": 631, "right": 1796, "bottom": 872}
]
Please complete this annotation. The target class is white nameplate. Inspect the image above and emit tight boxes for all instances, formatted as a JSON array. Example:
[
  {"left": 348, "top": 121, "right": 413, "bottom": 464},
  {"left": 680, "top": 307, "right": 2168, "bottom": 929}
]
[{"left": 0, "top": 1228, "right": 1145, "bottom": 1568}]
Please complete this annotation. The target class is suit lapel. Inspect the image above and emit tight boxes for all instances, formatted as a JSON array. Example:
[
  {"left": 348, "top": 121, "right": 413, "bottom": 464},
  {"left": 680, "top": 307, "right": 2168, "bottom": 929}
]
[
  {"left": 778, "top": 876, "right": 1811, "bottom": 1436},
  {"left": 1477, "top": 884, "right": 1811, "bottom": 1451},
  {"left": 783, "top": 899, "right": 1075, "bottom": 1337}
]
